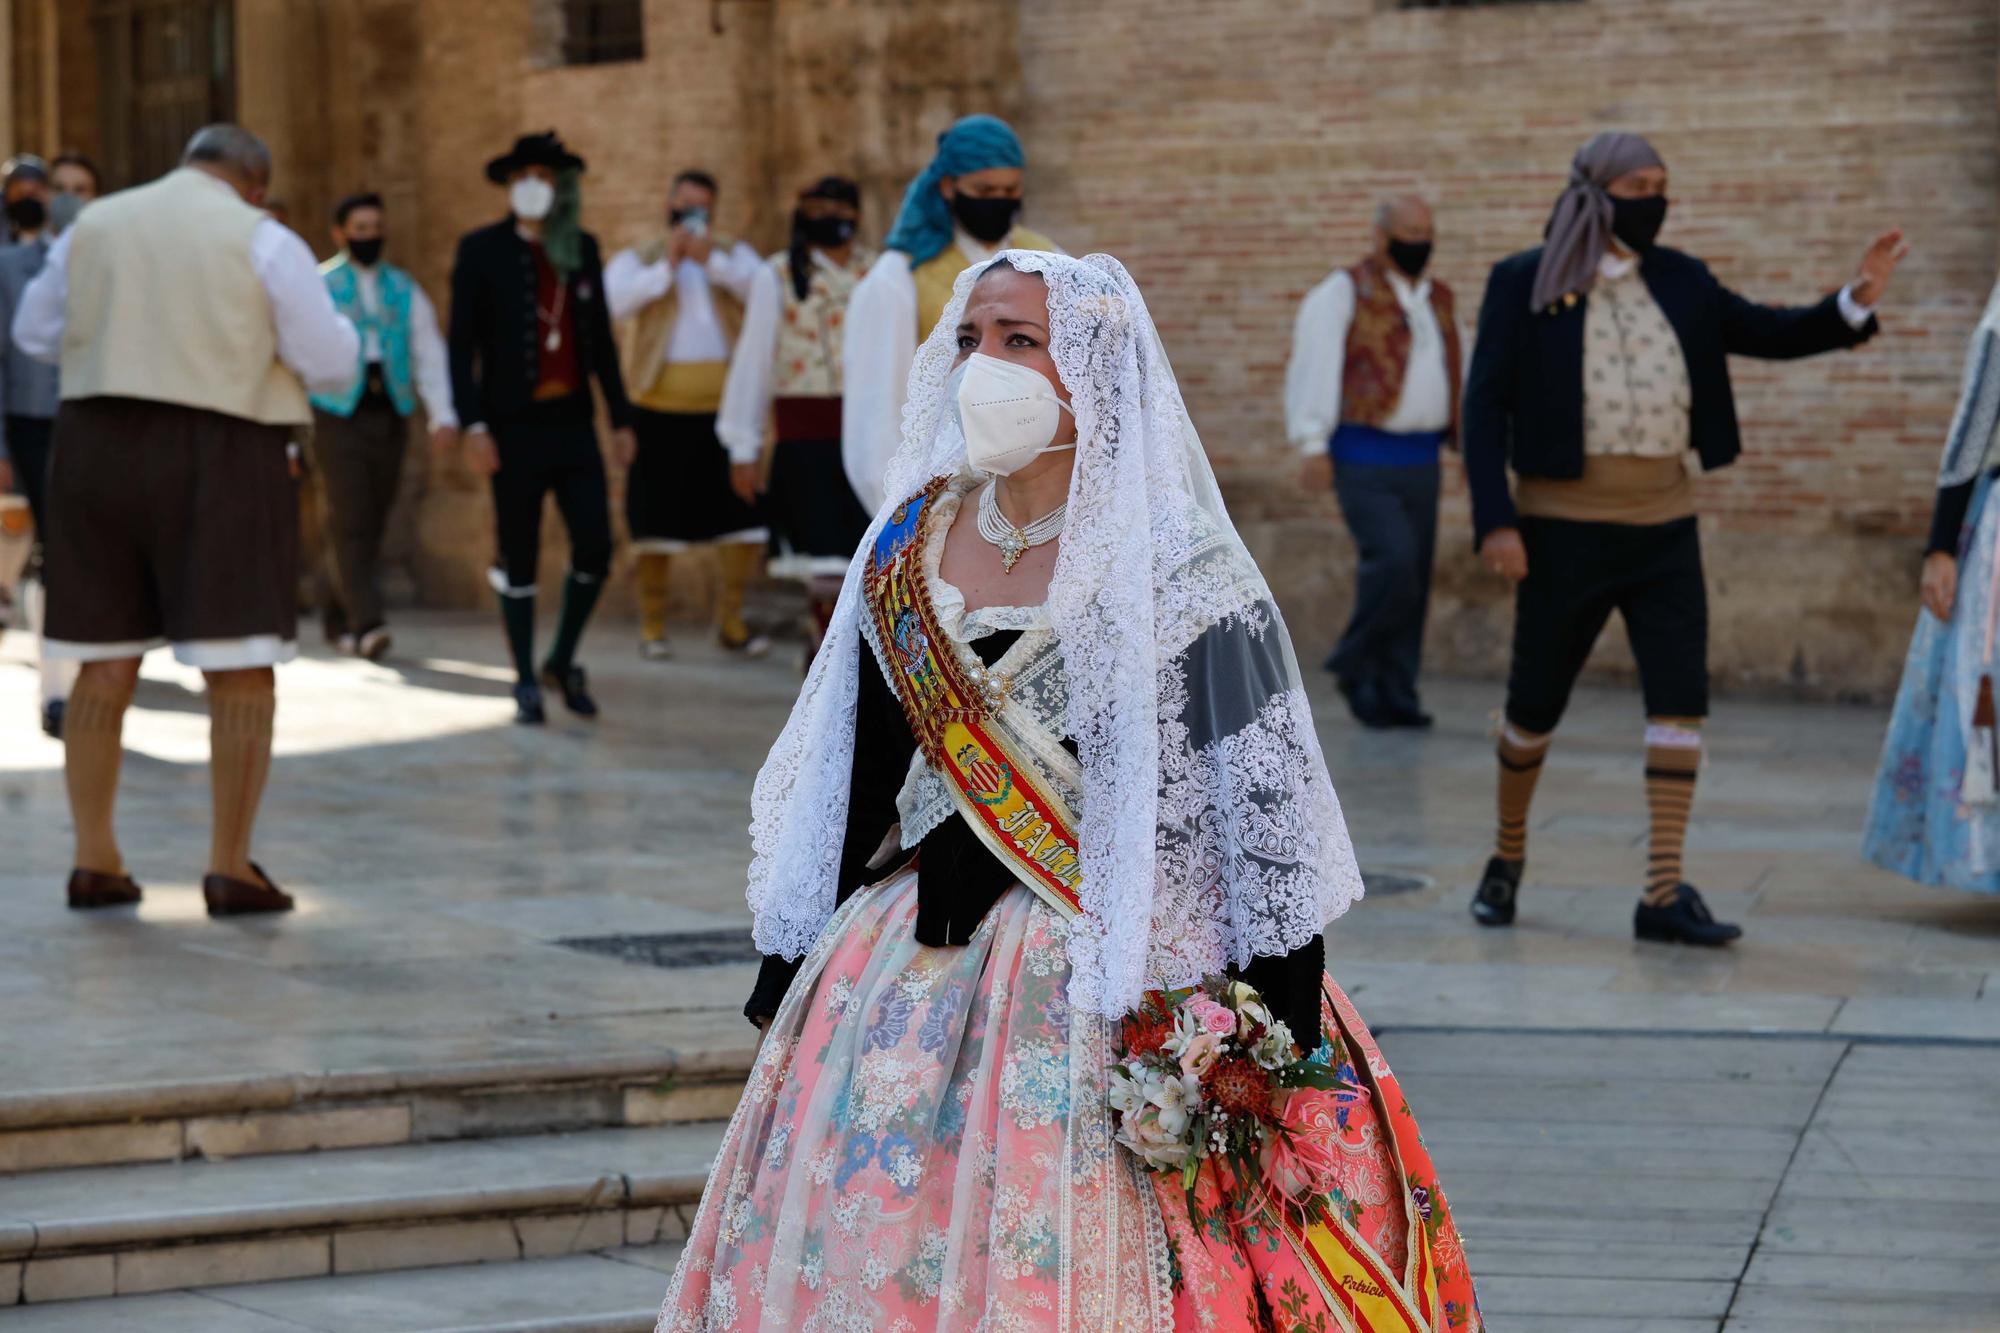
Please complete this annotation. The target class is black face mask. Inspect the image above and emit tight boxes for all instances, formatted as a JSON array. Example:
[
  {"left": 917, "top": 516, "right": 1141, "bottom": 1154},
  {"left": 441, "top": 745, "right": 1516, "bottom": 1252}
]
[
  {"left": 797, "top": 213, "right": 856, "bottom": 248},
  {"left": 347, "top": 237, "right": 385, "bottom": 267},
  {"left": 1386, "top": 238, "right": 1432, "bottom": 279},
  {"left": 1609, "top": 194, "right": 1668, "bottom": 253},
  {"left": 6, "top": 197, "right": 46, "bottom": 232},
  {"left": 950, "top": 193, "right": 1020, "bottom": 244}
]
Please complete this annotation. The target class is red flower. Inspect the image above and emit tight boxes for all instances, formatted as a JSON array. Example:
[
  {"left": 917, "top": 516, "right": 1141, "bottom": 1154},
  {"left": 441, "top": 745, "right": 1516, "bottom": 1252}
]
[
  {"left": 1204, "top": 1055, "right": 1273, "bottom": 1120},
  {"left": 1123, "top": 1010, "right": 1174, "bottom": 1059}
]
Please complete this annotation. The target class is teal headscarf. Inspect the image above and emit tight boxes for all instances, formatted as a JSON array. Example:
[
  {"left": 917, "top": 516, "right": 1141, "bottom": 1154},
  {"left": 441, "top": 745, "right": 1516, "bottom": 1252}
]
[
  {"left": 883, "top": 114, "right": 1024, "bottom": 266},
  {"left": 542, "top": 166, "right": 584, "bottom": 276}
]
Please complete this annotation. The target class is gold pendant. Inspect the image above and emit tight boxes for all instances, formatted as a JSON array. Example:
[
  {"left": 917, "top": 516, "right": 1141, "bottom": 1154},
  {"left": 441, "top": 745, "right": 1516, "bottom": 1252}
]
[{"left": 998, "top": 529, "right": 1027, "bottom": 573}]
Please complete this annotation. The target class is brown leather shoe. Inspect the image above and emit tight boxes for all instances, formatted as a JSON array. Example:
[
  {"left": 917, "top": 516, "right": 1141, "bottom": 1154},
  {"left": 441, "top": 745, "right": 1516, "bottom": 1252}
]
[
  {"left": 203, "top": 863, "right": 294, "bottom": 918},
  {"left": 67, "top": 868, "right": 143, "bottom": 910}
]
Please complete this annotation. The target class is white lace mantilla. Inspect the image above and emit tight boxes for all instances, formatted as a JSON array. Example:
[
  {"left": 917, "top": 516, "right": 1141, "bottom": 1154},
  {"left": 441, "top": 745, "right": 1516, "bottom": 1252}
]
[{"left": 746, "top": 252, "right": 1365, "bottom": 1018}]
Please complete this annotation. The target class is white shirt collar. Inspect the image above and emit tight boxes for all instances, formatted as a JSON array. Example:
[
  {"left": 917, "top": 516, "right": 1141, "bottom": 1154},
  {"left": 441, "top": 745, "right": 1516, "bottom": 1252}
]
[
  {"left": 1384, "top": 267, "right": 1432, "bottom": 304},
  {"left": 1598, "top": 249, "right": 1639, "bottom": 282},
  {"left": 954, "top": 229, "right": 1010, "bottom": 263}
]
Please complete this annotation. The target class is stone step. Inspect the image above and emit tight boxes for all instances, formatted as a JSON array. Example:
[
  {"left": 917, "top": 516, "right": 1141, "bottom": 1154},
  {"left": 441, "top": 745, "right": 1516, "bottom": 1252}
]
[
  {"left": 0, "top": 1122, "right": 726, "bottom": 1305},
  {"left": 0, "top": 1242, "right": 684, "bottom": 1330},
  {"left": 0, "top": 1043, "right": 755, "bottom": 1175}
]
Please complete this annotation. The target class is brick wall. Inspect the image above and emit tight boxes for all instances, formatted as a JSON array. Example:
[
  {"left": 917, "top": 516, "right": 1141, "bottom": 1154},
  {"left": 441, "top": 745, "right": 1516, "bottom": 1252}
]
[
  {"left": 1017, "top": 0, "right": 1999, "bottom": 699},
  {"left": 24, "top": 0, "right": 1999, "bottom": 695}
]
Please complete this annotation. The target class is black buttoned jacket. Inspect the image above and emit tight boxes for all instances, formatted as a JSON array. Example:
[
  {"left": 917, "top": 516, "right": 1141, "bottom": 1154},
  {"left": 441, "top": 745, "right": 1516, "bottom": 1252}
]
[
  {"left": 1463, "top": 244, "right": 1878, "bottom": 543},
  {"left": 446, "top": 219, "right": 633, "bottom": 431}
]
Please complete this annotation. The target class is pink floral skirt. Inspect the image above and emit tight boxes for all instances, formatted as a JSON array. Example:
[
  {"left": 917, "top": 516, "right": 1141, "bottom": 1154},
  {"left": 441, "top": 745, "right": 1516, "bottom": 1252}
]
[{"left": 657, "top": 870, "right": 1174, "bottom": 1331}]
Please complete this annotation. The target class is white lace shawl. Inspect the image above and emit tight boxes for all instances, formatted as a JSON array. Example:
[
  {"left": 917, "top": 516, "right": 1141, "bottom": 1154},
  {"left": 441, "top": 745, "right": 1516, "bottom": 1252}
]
[{"left": 746, "top": 251, "right": 1364, "bottom": 1018}]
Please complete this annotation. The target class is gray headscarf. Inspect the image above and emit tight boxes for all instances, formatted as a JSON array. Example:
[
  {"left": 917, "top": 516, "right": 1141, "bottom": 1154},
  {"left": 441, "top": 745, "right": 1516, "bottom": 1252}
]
[{"left": 1529, "top": 131, "right": 1665, "bottom": 313}]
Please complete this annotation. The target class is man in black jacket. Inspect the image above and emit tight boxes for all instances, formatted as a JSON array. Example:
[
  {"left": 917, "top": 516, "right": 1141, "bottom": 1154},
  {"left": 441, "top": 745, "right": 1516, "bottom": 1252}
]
[
  {"left": 446, "top": 131, "right": 636, "bottom": 724},
  {"left": 1463, "top": 130, "right": 1906, "bottom": 945}
]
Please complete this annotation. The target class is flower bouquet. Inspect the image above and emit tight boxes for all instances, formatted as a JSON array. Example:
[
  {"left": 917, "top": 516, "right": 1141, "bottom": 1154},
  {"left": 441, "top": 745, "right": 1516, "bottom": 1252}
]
[{"left": 1108, "top": 979, "right": 1360, "bottom": 1215}]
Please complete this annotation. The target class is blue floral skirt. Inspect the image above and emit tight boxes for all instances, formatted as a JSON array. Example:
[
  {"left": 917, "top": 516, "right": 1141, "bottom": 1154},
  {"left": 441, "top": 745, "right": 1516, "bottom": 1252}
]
[{"left": 1865, "top": 476, "right": 2000, "bottom": 893}]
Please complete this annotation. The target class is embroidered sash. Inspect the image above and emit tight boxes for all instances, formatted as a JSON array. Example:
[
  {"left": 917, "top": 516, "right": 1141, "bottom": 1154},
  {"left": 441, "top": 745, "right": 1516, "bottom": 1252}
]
[
  {"left": 863, "top": 477, "right": 1084, "bottom": 919},
  {"left": 1263, "top": 975, "right": 1485, "bottom": 1333}
]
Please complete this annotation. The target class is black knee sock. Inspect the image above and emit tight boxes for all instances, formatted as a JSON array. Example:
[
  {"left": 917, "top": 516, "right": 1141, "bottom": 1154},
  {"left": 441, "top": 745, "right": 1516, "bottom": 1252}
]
[
  {"left": 498, "top": 593, "right": 536, "bottom": 684},
  {"left": 542, "top": 572, "right": 603, "bottom": 675}
]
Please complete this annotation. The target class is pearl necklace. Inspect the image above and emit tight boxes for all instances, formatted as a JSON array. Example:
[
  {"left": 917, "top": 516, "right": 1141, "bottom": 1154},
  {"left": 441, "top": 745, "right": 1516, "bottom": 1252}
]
[{"left": 976, "top": 482, "right": 1065, "bottom": 573}]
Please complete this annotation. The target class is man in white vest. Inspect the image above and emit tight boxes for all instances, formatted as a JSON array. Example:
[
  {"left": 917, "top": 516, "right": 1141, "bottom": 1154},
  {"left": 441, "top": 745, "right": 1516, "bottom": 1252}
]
[{"left": 11, "top": 124, "right": 358, "bottom": 918}]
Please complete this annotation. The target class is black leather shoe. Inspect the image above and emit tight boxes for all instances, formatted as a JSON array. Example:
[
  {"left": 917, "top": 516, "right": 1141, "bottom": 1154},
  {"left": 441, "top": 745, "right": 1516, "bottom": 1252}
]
[
  {"left": 513, "top": 681, "right": 547, "bottom": 725},
  {"left": 1470, "top": 856, "right": 1522, "bottom": 927},
  {"left": 203, "top": 863, "right": 294, "bottom": 918},
  {"left": 1389, "top": 706, "right": 1435, "bottom": 730},
  {"left": 1336, "top": 676, "right": 1397, "bottom": 730},
  {"left": 1635, "top": 884, "right": 1742, "bottom": 947},
  {"left": 540, "top": 664, "right": 598, "bottom": 718},
  {"left": 68, "top": 868, "right": 143, "bottom": 910}
]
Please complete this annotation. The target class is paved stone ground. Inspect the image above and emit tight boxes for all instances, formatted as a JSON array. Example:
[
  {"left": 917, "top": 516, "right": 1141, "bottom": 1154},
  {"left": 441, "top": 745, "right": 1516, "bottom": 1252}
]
[{"left": 4, "top": 612, "right": 1999, "bottom": 1329}]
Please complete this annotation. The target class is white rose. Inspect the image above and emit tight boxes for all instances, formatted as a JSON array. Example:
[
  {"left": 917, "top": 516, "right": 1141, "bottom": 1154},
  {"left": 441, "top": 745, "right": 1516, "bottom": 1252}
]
[
  {"left": 1253, "top": 1018, "right": 1295, "bottom": 1070},
  {"left": 1236, "top": 999, "right": 1274, "bottom": 1043}
]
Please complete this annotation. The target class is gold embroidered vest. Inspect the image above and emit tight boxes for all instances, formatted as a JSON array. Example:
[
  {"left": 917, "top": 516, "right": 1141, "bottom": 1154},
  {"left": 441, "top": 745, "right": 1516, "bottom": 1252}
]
[
  {"left": 617, "top": 233, "right": 746, "bottom": 409},
  {"left": 911, "top": 226, "right": 1060, "bottom": 344}
]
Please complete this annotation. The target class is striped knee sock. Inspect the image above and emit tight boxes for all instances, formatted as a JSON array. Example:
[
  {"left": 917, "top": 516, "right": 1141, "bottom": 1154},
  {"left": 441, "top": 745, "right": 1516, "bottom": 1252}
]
[
  {"left": 1644, "top": 718, "right": 1703, "bottom": 905},
  {"left": 1495, "top": 723, "right": 1552, "bottom": 863}
]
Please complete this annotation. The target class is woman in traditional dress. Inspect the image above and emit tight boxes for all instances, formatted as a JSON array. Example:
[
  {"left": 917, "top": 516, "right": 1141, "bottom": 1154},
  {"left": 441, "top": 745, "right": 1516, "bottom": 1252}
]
[
  {"left": 1865, "top": 279, "right": 2000, "bottom": 894},
  {"left": 657, "top": 252, "right": 1481, "bottom": 1331}
]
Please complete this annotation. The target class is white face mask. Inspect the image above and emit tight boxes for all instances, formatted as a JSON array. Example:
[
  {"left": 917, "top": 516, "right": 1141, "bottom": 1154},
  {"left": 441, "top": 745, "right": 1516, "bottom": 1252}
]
[
  {"left": 510, "top": 177, "right": 555, "bottom": 222},
  {"left": 953, "top": 352, "right": 1075, "bottom": 477}
]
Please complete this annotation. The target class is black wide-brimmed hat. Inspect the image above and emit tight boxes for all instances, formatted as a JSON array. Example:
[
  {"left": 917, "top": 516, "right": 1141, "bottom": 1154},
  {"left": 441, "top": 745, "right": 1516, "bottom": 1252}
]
[{"left": 485, "top": 131, "right": 585, "bottom": 185}]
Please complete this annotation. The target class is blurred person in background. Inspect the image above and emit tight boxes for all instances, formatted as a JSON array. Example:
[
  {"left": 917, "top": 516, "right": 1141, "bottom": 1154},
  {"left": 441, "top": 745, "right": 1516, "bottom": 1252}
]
[
  {"left": 12, "top": 124, "right": 358, "bottom": 916},
  {"left": 1461, "top": 129, "right": 1906, "bottom": 946},
  {"left": 2, "top": 154, "right": 47, "bottom": 243},
  {"left": 49, "top": 152, "right": 99, "bottom": 223},
  {"left": 606, "top": 169, "right": 767, "bottom": 659},
  {"left": 0, "top": 154, "right": 69, "bottom": 736},
  {"left": 309, "top": 191, "right": 457, "bottom": 661},
  {"left": 840, "top": 114, "right": 1061, "bottom": 512},
  {"left": 445, "top": 131, "right": 634, "bottom": 725},
  {"left": 715, "top": 175, "right": 873, "bottom": 665},
  {"left": 1288, "top": 194, "right": 1459, "bottom": 731},
  {"left": 1866, "top": 276, "right": 2000, "bottom": 896}
]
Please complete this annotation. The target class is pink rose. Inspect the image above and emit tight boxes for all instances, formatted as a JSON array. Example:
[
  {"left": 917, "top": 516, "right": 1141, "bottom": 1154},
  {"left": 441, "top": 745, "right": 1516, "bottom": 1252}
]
[
  {"left": 1263, "top": 1088, "right": 1346, "bottom": 1201},
  {"left": 1178, "top": 1029, "right": 1223, "bottom": 1079},
  {"left": 1189, "top": 996, "right": 1237, "bottom": 1038}
]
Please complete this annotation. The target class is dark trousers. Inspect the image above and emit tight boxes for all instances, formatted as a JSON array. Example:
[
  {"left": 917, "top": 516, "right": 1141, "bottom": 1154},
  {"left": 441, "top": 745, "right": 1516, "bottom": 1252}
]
[
  {"left": 1505, "top": 515, "right": 1710, "bottom": 735},
  {"left": 490, "top": 400, "right": 612, "bottom": 591},
  {"left": 7, "top": 413, "right": 55, "bottom": 544},
  {"left": 313, "top": 390, "right": 408, "bottom": 636},
  {"left": 1327, "top": 460, "right": 1439, "bottom": 713}
]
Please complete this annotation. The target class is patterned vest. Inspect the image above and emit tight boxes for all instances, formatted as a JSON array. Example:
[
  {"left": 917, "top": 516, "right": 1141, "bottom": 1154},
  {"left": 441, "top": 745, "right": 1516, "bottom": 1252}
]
[
  {"left": 311, "top": 256, "right": 418, "bottom": 418},
  {"left": 911, "top": 225, "right": 1061, "bottom": 344},
  {"left": 1339, "top": 256, "right": 1461, "bottom": 441},
  {"left": 770, "top": 246, "right": 875, "bottom": 398},
  {"left": 617, "top": 233, "right": 747, "bottom": 395}
]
